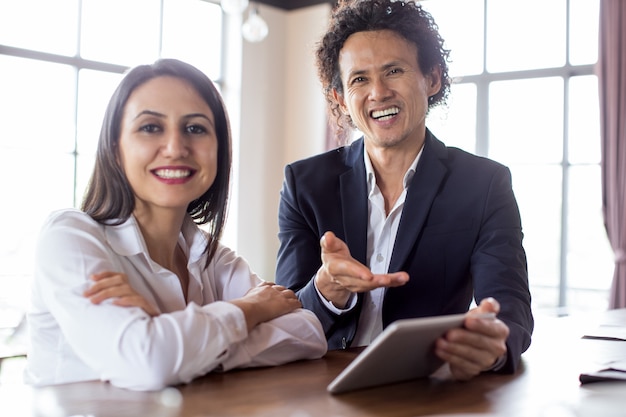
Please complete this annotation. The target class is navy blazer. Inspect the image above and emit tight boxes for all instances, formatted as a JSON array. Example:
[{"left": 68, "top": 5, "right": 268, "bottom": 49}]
[{"left": 276, "top": 130, "right": 533, "bottom": 373}]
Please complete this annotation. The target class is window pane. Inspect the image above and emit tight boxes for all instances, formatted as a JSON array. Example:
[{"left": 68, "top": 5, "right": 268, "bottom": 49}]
[
  {"left": 0, "top": 0, "right": 78, "bottom": 56},
  {"left": 76, "top": 153, "right": 97, "bottom": 207},
  {"left": 489, "top": 77, "right": 563, "bottom": 165},
  {"left": 75, "top": 69, "right": 125, "bottom": 204},
  {"left": 531, "top": 287, "right": 560, "bottom": 313},
  {"left": 567, "top": 166, "right": 612, "bottom": 289},
  {"left": 566, "top": 166, "right": 611, "bottom": 308},
  {"left": 80, "top": 0, "right": 160, "bottom": 66},
  {"left": 486, "top": 0, "right": 566, "bottom": 72},
  {"left": 162, "top": 0, "right": 223, "bottom": 80},
  {"left": 0, "top": 150, "right": 75, "bottom": 283},
  {"left": 421, "top": 0, "right": 484, "bottom": 77},
  {"left": 510, "top": 165, "right": 562, "bottom": 290},
  {"left": 568, "top": 75, "right": 600, "bottom": 164},
  {"left": 0, "top": 56, "right": 76, "bottom": 153},
  {"left": 566, "top": 287, "right": 609, "bottom": 313},
  {"left": 427, "top": 82, "right": 477, "bottom": 153},
  {"left": 77, "top": 70, "right": 125, "bottom": 155},
  {"left": 570, "top": 0, "right": 600, "bottom": 65}
]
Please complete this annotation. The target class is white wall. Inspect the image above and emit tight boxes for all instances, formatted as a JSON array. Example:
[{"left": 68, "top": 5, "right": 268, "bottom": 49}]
[
  {"left": 283, "top": 5, "right": 330, "bottom": 164},
  {"left": 234, "top": 3, "right": 330, "bottom": 280}
]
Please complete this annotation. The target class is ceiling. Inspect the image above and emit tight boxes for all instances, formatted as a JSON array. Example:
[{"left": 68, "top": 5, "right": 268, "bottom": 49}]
[{"left": 255, "top": 0, "right": 335, "bottom": 10}]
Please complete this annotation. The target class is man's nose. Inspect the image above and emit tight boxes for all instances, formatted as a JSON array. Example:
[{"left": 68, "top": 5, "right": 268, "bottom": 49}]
[{"left": 369, "top": 78, "right": 393, "bottom": 100}]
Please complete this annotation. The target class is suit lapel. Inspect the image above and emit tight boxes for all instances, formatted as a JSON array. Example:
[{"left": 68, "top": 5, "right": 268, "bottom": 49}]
[
  {"left": 340, "top": 140, "right": 369, "bottom": 265},
  {"left": 388, "top": 133, "right": 448, "bottom": 273}
]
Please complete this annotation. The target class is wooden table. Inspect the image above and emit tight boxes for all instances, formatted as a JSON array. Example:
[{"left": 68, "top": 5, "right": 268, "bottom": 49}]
[{"left": 3, "top": 310, "right": 626, "bottom": 417}]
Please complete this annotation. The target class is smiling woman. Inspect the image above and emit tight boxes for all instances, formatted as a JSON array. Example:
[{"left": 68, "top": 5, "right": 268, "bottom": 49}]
[
  {"left": 118, "top": 77, "right": 219, "bottom": 226},
  {"left": 24, "top": 59, "right": 327, "bottom": 391},
  {"left": 0, "top": 0, "right": 228, "bottom": 376}
]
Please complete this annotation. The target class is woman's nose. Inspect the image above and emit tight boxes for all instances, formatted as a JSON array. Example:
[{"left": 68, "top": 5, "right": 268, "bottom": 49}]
[{"left": 162, "top": 131, "right": 189, "bottom": 158}]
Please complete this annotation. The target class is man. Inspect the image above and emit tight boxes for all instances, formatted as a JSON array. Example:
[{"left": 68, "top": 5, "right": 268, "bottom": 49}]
[{"left": 275, "top": 0, "right": 533, "bottom": 380}]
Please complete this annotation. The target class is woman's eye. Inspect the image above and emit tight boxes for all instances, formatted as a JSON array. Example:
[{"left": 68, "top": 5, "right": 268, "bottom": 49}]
[
  {"left": 139, "top": 123, "right": 161, "bottom": 133},
  {"left": 186, "top": 124, "right": 206, "bottom": 134},
  {"left": 389, "top": 68, "right": 403, "bottom": 75}
]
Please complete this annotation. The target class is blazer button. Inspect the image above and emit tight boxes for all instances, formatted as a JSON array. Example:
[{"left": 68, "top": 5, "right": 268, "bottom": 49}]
[{"left": 342, "top": 337, "right": 347, "bottom": 349}]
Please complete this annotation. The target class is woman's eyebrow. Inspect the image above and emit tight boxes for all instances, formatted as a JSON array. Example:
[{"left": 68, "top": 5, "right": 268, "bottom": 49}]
[
  {"left": 132, "top": 111, "right": 212, "bottom": 122},
  {"left": 133, "top": 109, "right": 165, "bottom": 120},
  {"left": 184, "top": 113, "right": 213, "bottom": 122}
]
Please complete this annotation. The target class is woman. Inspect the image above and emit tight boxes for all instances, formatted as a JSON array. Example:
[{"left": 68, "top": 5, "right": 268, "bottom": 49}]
[{"left": 25, "top": 59, "right": 327, "bottom": 391}]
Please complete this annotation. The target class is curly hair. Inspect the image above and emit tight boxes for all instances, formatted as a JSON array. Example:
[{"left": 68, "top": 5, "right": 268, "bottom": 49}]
[
  {"left": 81, "top": 59, "right": 232, "bottom": 267},
  {"left": 316, "top": 0, "right": 451, "bottom": 133}
]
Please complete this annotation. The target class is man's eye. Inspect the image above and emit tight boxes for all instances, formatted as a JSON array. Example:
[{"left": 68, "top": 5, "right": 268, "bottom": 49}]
[
  {"left": 389, "top": 68, "right": 403, "bottom": 75},
  {"left": 351, "top": 76, "right": 366, "bottom": 85}
]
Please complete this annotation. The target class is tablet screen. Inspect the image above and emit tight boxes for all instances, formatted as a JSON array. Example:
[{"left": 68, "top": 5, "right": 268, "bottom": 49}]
[{"left": 327, "top": 313, "right": 487, "bottom": 394}]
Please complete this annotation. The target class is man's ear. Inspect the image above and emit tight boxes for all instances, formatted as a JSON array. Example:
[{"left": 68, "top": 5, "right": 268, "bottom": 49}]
[
  {"left": 427, "top": 65, "right": 442, "bottom": 97},
  {"left": 332, "top": 88, "right": 348, "bottom": 114}
]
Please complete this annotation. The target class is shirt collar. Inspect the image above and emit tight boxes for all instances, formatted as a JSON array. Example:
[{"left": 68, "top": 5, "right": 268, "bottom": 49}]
[
  {"left": 363, "top": 145, "right": 424, "bottom": 194},
  {"left": 104, "top": 214, "right": 207, "bottom": 265}
]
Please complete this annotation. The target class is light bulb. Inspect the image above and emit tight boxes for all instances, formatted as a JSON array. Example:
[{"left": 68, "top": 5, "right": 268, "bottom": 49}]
[
  {"left": 221, "top": 0, "right": 249, "bottom": 15},
  {"left": 242, "top": 8, "right": 269, "bottom": 43}
]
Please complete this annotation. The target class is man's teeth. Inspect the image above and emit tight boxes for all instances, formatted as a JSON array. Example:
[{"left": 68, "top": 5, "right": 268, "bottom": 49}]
[
  {"left": 154, "top": 169, "right": 191, "bottom": 179},
  {"left": 372, "top": 107, "right": 399, "bottom": 120}
]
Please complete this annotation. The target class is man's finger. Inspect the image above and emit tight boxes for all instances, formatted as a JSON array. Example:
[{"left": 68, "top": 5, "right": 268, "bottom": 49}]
[{"left": 320, "top": 231, "right": 345, "bottom": 253}]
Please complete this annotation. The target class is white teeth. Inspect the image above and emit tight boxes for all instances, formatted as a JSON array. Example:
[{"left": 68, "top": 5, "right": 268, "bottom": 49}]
[
  {"left": 154, "top": 169, "right": 191, "bottom": 179},
  {"left": 372, "top": 107, "right": 399, "bottom": 120}
]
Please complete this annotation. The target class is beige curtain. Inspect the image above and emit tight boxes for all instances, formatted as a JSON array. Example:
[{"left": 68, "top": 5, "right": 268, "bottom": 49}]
[{"left": 599, "top": 0, "right": 626, "bottom": 308}]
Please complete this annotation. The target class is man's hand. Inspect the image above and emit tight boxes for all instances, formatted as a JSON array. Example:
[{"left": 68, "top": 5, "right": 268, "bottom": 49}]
[
  {"left": 435, "top": 297, "right": 509, "bottom": 380},
  {"left": 315, "top": 231, "right": 409, "bottom": 308},
  {"left": 84, "top": 271, "right": 160, "bottom": 317}
]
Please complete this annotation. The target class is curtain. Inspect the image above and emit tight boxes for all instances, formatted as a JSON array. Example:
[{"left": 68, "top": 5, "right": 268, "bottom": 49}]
[{"left": 599, "top": 0, "right": 626, "bottom": 308}]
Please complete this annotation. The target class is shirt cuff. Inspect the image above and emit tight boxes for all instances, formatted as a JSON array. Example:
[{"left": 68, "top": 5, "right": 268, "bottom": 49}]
[
  {"left": 200, "top": 301, "right": 248, "bottom": 342},
  {"left": 313, "top": 278, "right": 357, "bottom": 314},
  {"left": 484, "top": 353, "right": 507, "bottom": 372}
]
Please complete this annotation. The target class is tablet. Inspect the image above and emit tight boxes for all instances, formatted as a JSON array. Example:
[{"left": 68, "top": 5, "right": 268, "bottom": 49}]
[{"left": 327, "top": 313, "right": 493, "bottom": 394}]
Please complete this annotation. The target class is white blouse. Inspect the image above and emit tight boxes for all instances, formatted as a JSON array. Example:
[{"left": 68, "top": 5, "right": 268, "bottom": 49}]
[{"left": 25, "top": 209, "right": 327, "bottom": 391}]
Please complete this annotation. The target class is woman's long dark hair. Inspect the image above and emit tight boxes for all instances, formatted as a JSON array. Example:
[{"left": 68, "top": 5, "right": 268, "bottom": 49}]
[{"left": 81, "top": 58, "right": 232, "bottom": 267}]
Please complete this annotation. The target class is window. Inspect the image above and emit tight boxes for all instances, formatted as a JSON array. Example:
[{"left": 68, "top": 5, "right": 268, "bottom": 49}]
[
  {"left": 0, "top": 0, "right": 223, "bottom": 323},
  {"left": 423, "top": 0, "right": 610, "bottom": 315}
]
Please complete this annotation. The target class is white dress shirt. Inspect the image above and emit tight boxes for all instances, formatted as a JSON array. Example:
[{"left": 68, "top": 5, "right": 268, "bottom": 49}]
[
  {"left": 25, "top": 209, "right": 327, "bottom": 391},
  {"left": 315, "top": 148, "right": 422, "bottom": 346},
  {"left": 352, "top": 149, "right": 421, "bottom": 346}
]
